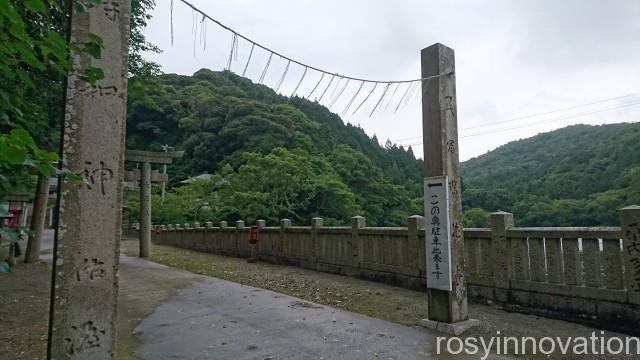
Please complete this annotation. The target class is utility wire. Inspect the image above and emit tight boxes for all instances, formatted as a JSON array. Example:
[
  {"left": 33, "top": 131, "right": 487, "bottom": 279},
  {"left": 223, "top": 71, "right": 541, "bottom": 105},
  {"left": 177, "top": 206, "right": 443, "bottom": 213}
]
[
  {"left": 463, "top": 93, "right": 640, "bottom": 131},
  {"left": 398, "top": 101, "right": 640, "bottom": 147},
  {"left": 392, "top": 92, "right": 640, "bottom": 143}
]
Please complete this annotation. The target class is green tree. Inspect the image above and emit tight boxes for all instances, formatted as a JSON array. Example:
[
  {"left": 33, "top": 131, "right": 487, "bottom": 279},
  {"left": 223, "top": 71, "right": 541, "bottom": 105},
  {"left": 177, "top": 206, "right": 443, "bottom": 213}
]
[
  {"left": 1, "top": 0, "right": 160, "bottom": 270},
  {"left": 462, "top": 208, "right": 490, "bottom": 228},
  {"left": 151, "top": 148, "right": 361, "bottom": 225}
]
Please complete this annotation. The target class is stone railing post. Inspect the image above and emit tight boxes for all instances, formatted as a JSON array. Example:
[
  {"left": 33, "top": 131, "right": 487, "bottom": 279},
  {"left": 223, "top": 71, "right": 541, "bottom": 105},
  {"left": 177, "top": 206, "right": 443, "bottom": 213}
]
[
  {"left": 351, "top": 216, "right": 366, "bottom": 267},
  {"left": 408, "top": 215, "right": 425, "bottom": 274},
  {"left": 256, "top": 220, "right": 266, "bottom": 255},
  {"left": 219, "top": 221, "right": 227, "bottom": 250},
  {"left": 205, "top": 221, "right": 213, "bottom": 229},
  {"left": 621, "top": 205, "right": 640, "bottom": 305},
  {"left": 175, "top": 224, "right": 182, "bottom": 231},
  {"left": 167, "top": 224, "right": 174, "bottom": 231},
  {"left": 311, "top": 217, "right": 323, "bottom": 261},
  {"left": 235, "top": 220, "right": 245, "bottom": 256},
  {"left": 280, "top": 219, "right": 291, "bottom": 258},
  {"left": 184, "top": 222, "right": 191, "bottom": 230},
  {"left": 491, "top": 211, "right": 514, "bottom": 301}
]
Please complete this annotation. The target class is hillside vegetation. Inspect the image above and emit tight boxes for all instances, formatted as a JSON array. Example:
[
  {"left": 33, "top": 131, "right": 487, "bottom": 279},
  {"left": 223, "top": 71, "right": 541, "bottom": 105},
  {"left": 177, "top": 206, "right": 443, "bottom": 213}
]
[
  {"left": 462, "top": 123, "right": 640, "bottom": 226},
  {"left": 125, "top": 70, "right": 423, "bottom": 226},
  {"left": 124, "top": 69, "right": 639, "bottom": 227}
]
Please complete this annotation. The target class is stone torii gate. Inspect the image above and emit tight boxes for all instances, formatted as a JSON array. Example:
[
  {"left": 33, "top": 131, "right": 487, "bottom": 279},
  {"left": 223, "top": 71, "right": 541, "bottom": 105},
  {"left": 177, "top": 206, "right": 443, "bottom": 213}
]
[{"left": 125, "top": 149, "right": 183, "bottom": 258}]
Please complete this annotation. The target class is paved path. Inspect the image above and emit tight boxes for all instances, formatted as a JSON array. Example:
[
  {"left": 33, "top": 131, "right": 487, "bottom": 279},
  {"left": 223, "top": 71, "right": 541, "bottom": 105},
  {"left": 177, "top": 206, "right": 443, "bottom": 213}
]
[
  {"left": 39, "top": 231, "right": 458, "bottom": 359},
  {"left": 34, "top": 230, "right": 631, "bottom": 359},
  {"left": 135, "top": 275, "right": 440, "bottom": 360}
]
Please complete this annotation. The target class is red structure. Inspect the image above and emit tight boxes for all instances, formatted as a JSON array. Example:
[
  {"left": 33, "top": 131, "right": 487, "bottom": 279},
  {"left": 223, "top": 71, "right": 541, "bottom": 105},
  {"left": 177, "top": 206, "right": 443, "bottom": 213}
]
[
  {"left": 1, "top": 196, "right": 29, "bottom": 229},
  {"left": 249, "top": 225, "right": 259, "bottom": 244},
  {"left": 1, "top": 209, "right": 22, "bottom": 228}
]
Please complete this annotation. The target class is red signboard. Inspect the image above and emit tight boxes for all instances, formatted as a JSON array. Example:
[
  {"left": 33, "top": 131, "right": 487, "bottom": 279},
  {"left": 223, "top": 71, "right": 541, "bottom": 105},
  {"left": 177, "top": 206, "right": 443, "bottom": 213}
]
[{"left": 249, "top": 225, "right": 259, "bottom": 244}]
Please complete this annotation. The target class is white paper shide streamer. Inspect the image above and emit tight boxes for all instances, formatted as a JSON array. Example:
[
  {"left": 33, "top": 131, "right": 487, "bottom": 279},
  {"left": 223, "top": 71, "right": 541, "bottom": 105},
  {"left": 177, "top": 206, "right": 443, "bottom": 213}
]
[{"left": 174, "top": 0, "right": 448, "bottom": 118}]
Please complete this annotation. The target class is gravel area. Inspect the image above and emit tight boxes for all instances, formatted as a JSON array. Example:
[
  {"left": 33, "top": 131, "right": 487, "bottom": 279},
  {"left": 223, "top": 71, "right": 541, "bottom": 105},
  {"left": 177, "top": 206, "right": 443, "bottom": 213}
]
[{"left": 120, "top": 239, "right": 427, "bottom": 326}]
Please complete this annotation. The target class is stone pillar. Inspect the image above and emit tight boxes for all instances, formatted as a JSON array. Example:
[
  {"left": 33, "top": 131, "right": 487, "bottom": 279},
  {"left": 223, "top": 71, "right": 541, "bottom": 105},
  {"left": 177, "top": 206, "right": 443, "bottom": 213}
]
[
  {"left": 545, "top": 237, "right": 564, "bottom": 284},
  {"left": 193, "top": 221, "right": 200, "bottom": 229},
  {"left": 351, "top": 216, "right": 365, "bottom": 266},
  {"left": 218, "top": 221, "right": 227, "bottom": 254},
  {"left": 490, "top": 212, "right": 513, "bottom": 299},
  {"left": 602, "top": 237, "right": 624, "bottom": 290},
  {"left": 420, "top": 43, "right": 472, "bottom": 331},
  {"left": 280, "top": 219, "right": 291, "bottom": 257},
  {"left": 528, "top": 237, "right": 546, "bottom": 282},
  {"left": 621, "top": 205, "right": 640, "bottom": 305},
  {"left": 21, "top": 206, "right": 29, "bottom": 227},
  {"left": 47, "top": 1, "right": 131, "bottom": 357},
  {"left": 25, "top": 173, "right": 49, "bottom": 263},
  {"left": 8, "top": 242, "right": 16, "bottom": 266},
  {"left": 139, "top": 161, "right": 151, "bottom": 258},
  {"left": 235, "top": 220, "right": 245, "bottom": 256},
  {"left": 205, "top": 221, "right": 214, "bottom": 229},
  {"left": 408, "top": 215, "right": 425, "bottom": 274},
  {"left": 46, "top": 207, "right": 54, "bottom": 228},
  {"left": 583, "top": 238, "right": 602, "bottom": 288},
  {"left": 255, "top": 220, "right": 265, "bottom": 255},
  {"left": 562, "top": 238, "right": 584, "bottom": 285},
  {"left": 311, "top": 217, "right": 323, "bottom": 260}
]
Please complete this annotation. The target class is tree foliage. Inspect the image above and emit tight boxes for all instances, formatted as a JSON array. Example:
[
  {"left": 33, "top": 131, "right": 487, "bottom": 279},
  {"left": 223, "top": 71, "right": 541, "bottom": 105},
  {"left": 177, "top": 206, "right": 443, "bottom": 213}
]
[
  {"left": 0, "top": 0, "right": 158, "bottom": 271},
  {"left": 126, "top": 70, "right": 423, "bottom": 225},
  {"left": 148, "top": 148, "right": 360, "bottom": 225},
  {"left": 127, "top": 69, "right": 639, "bottom": 227},
  {"left": 1, "top": 0, "right": 159, "bottom": 196},
  {"left": 462, "top": 123, "right": 640, "bottom": 226}
]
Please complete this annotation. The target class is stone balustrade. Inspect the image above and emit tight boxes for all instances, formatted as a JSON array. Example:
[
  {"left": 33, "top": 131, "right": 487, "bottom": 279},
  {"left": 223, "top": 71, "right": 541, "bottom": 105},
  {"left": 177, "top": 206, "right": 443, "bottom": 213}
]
[{"left": 130, "top": 206, "right": 640, "bottom": 334}]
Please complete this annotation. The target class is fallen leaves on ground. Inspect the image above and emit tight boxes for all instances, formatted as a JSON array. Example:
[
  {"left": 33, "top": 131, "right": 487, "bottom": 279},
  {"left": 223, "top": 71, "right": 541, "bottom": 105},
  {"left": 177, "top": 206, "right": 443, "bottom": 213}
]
[{"left": 120, "top": 240, "right": 427, "bottom": 325}]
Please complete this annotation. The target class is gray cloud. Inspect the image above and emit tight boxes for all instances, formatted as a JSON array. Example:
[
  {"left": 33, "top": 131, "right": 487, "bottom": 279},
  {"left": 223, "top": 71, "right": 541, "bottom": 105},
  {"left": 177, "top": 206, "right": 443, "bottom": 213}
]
[{"left": 511, "top": 0, "right": 640, "bottom": 66}]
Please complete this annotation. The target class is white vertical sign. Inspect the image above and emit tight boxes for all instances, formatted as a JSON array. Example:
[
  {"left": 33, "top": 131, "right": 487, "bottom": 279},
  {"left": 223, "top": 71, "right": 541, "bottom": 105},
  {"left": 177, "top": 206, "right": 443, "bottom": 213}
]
[{"left": 424, "top": 176, "right": 453, "bottom": 291}]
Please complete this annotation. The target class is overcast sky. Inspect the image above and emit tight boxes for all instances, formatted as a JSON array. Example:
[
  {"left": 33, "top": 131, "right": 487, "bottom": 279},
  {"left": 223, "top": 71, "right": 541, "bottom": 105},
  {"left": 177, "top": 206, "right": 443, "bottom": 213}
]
[{"left": 142, "top": 0, "right": 640, "bottom": 161}]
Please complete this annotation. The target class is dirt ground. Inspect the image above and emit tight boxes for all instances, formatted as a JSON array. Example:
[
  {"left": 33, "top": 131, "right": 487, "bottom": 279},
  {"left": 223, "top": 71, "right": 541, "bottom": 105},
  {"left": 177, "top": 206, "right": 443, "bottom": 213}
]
[
  {"left": 0, "top": 261, "right": 51, "bottom": 360},
  {"left": 0, "top": 242, "right": 195, "bottom": 360}
]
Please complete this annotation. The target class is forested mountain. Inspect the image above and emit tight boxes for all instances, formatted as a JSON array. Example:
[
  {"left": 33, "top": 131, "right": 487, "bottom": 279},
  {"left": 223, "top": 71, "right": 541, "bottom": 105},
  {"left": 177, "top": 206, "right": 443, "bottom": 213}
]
[
  {"left": 462, "top": 123, "right": 640, "bottom": 226},
  {"left": 125, "top": 69, "right": 423, "bottom": 226},
  {"left": 124, "top": 69, "right": 639, "bottom": 227}
]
